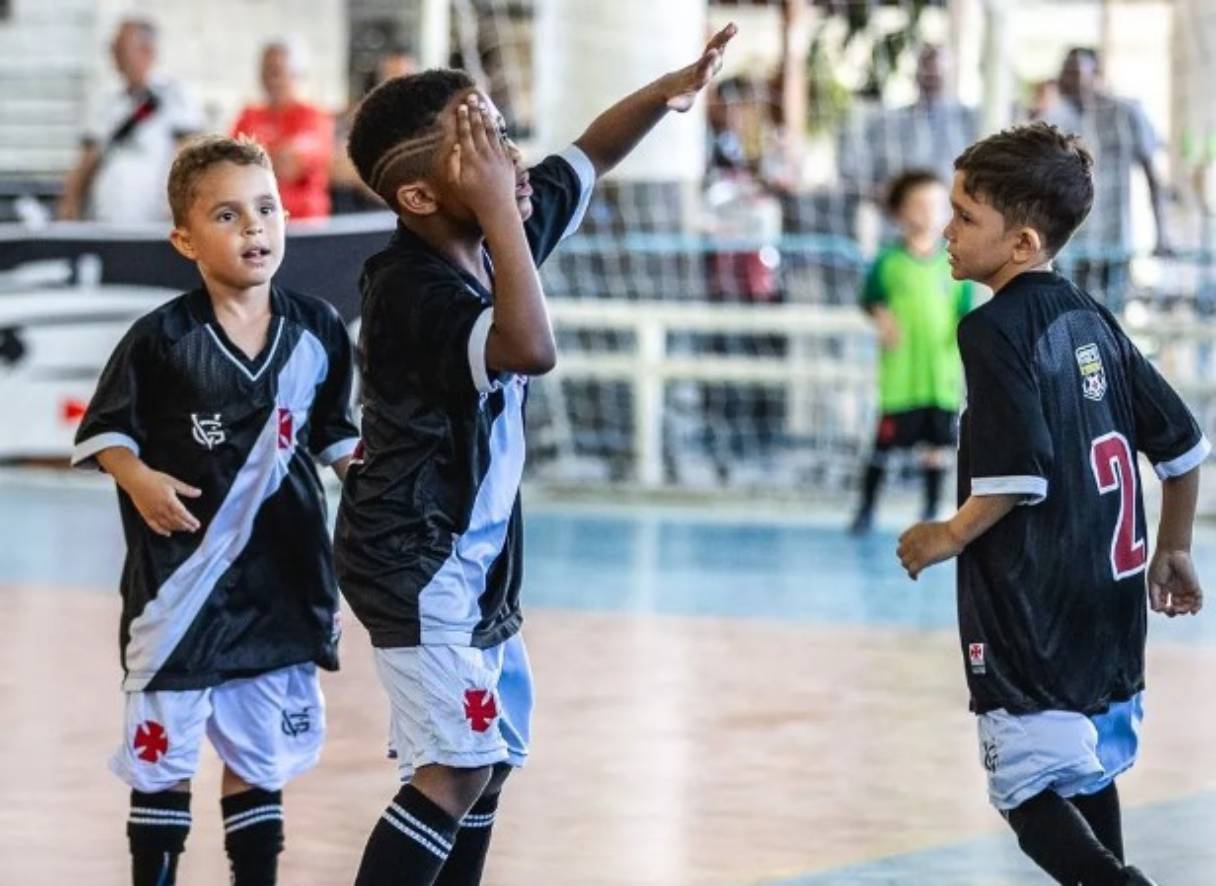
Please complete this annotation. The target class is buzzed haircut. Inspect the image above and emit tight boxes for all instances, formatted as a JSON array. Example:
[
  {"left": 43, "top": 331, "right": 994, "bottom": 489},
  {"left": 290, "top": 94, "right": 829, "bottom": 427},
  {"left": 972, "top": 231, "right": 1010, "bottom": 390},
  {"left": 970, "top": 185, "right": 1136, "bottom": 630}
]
[
  {"left": 885, "top": 169, "right": 941, "bottom": 215},
  {"left": 167, "top": 135, "right": 272, "bottom": 225},
  {"left": 953, "top": 122, "right": 1095, "bottom": 256},
  {"left": 347, "top": 68, "right": 475, "bottom": 206}
]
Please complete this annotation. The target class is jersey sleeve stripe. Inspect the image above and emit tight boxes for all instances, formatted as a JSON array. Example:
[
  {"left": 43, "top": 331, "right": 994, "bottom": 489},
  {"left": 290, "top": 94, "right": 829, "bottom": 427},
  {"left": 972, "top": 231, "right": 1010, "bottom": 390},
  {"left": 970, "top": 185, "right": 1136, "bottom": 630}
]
[
  {"left": 971, "top": 475, "right": 1048, "bottom": 505},
  {"left": 467, "top": 308, "right": 498, "bottom": 395},
  {"left": 1153, "top": 436, "right": 1210, "bottom": 479},
  {"left": 316, "top": 437, "right": 360, "bottom": 467},
  {"left": 557, "top": 143, "right": 596, "bottom": 241},
  {"left": 71, "top": 431, "right": 140, "bottom": 470}
]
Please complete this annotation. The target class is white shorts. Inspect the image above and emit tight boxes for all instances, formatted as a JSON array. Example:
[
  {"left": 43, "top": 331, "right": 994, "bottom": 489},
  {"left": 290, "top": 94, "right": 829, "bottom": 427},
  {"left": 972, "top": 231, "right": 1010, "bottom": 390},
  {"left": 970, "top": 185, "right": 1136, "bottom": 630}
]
[
  {"left": 375, "top": 633, "right": 533, "bottom": 780},
  {"left": 978, "top": 692, "right": 1144, "bottom": 811},
  {"left": 110, "top": 663, "right": 325, "bottom": 793}
]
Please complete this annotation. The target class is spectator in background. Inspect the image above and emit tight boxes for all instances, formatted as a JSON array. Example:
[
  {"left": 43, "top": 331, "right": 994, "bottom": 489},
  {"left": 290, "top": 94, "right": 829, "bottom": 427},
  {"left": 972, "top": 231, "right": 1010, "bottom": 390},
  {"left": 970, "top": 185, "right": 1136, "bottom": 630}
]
[
  {"left": 1038, "top": 47, "right": 1172, "bottom": 312},
  {"left": 330, "top": 46, "right": 418, "bottom": 214},
  {"left": 838, "top": 45, "right": 979, "bottom": 201},
  {"left": 232, "top": 40, "right": 333, "bottom": 220},
  {"left": 57, "top": 18, "right": 204, "bottom": 223}
]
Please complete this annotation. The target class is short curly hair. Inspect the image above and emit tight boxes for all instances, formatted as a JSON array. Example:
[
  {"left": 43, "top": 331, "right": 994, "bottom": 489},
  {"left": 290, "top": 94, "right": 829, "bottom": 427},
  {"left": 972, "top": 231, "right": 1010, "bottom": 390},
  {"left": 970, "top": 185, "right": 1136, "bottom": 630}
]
[
  {"left": 884, "top": 169, "right": 942, "bottom": 215},
  {"left": 347, "top": 68, "right": 475, "bottom": 207},
  {"left": 954, "top": 122, "right": 1094, "bottom": 256},
  {"left": 167, "top": 135, "right": 271, "bottom": 225}
]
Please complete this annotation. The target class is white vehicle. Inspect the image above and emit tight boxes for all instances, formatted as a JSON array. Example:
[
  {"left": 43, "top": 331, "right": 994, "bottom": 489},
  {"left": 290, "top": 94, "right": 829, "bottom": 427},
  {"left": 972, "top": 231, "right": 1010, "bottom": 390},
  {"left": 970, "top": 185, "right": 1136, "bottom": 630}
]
[{"left": 0, "top": 259, "right": 175, "bottom": 459}]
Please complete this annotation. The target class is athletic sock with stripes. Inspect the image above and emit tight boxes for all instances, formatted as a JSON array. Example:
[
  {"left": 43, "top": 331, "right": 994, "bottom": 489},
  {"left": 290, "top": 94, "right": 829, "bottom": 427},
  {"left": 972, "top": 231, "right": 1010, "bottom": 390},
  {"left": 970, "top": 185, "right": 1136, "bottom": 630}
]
[
  {"left": 128, "top": 789, "right": 191, "bottom": 886},
  {"left": 434, "top": 792, "right": 500, "bottom": 886},
  {"left": 355, "top": 784, "right": 460, "bottom": 886},
  {"left": 221, "top": 788, "right": 284, "bottom": 886}
]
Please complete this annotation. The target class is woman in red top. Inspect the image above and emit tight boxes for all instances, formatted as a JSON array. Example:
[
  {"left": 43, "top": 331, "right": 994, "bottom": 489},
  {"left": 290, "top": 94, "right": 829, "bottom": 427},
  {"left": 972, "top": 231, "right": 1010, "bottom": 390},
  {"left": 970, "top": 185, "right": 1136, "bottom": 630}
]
[{"left": 232, "top": 41, "right": 334, "bottom": 219}]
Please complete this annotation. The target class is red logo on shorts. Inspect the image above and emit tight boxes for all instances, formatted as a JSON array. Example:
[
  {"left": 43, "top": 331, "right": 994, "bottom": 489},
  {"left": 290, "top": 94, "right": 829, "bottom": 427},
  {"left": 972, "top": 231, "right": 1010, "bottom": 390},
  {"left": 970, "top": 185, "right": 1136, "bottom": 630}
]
[
  {"left": 277, "top": 407, "right": 294, "bottom": 450},
  {"left": 133, "top": 720, "right": 169, "bottom": 763},
  {"left": 463, "top": 689, "right": 498, "bottom": 733}
]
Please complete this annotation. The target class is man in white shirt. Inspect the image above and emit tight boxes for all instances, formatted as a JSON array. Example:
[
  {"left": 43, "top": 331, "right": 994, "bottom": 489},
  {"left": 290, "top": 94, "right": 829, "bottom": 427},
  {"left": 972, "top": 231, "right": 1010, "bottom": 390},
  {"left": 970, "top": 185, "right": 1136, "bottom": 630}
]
[{"left": 57, "top": 18, "right": 204, "bottom": 224}]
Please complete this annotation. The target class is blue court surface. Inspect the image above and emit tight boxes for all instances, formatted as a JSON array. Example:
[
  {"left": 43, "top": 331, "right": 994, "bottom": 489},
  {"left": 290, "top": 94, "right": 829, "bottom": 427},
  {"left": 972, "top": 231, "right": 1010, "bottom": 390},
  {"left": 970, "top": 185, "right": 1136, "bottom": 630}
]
[{"left": 5, "top": 468, "right": 1216, "bottom": 884}]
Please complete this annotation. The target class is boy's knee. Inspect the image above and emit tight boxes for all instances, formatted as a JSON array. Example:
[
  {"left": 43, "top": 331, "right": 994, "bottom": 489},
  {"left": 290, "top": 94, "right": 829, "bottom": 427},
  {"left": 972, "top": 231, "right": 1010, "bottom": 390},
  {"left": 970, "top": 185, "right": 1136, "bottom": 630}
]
[
  {"left": 484, "top": 761, "right": 513, "bottom": 797},
  {"left": 410, "top": 763, "right": 494, "bottom": 818}
]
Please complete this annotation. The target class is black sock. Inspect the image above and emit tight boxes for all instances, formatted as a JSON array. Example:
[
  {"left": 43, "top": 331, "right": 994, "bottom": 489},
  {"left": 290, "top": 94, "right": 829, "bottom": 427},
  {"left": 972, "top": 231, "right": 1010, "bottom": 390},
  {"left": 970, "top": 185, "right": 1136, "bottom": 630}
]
[
  {"left": 355, "top": 784, "right": 460, "bottom": 886},
  {"left": 1006, "top": 790, "right": 1126, "bottom": 884},
  {"left": 1070, "top": 783, "right": 1125, "bottom": 862},
  {"left": 858, "top": 463, "right": 884, "bottom": 515},
  {"left": 221, "top": 788, "right": 284, "bottom": 886},
  {"left": 434, "top": 792, "right": 500, "bottom": 886},
  {"left": 128, "top": 789, "right": 191, "bottom": 886},
  {"left": 922, "top": 466, "right": 944, "bottom": 517}
]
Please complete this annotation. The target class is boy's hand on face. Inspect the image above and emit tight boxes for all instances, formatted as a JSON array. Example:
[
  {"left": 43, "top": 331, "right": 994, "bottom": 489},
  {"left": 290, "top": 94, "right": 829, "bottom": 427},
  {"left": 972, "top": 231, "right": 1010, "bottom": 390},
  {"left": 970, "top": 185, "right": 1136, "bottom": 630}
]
[
  {"left": 663, "top": 23, "right": 737, "bottom": 113},
  {"left": 447, "top": 95, "right": 518, "bottom": 222},
  {"left": 897, "top": 520, "right": 963, "bottom": 580},
  {"left": 1148, "top": 549, "right": 1203, "bottom": 617},
  {"left": 127, "top": 466, "right": 202, "bottom": 537}
]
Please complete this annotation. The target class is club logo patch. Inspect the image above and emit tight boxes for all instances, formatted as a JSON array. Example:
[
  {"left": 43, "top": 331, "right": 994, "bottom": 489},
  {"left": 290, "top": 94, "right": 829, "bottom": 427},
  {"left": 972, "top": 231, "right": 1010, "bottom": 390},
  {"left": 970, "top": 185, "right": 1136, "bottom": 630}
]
[
  {"left": 1076, "top": 343, "right": 1106, "bottom": 402},
  {"left": 133, "top": 720, "right": 169, "bottom": 763},
  {"left": 968, "top": 642, "right": 986, "bottom": 675},
  {"left": 277, "top": 407, "right": 294, "bottom": 451},
  {"left": 190, "top": 412, "right": 226, "bottom": 449},
  {"left": 281, "top": 706, "right": 312, "bottom": 737},
  {"left": 463, "top": 689, "right": 498, "bottom": 733},
  {"left": 982, "top": 738, "right": 999, "bottom": 773}
]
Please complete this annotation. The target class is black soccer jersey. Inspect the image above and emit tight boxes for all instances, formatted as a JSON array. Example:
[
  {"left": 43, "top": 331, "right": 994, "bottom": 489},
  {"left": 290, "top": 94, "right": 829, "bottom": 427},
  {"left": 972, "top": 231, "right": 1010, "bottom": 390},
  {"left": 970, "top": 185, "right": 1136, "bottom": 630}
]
[
  {"left": 956, "top": 271, "right": 1208, "bottom": 716},
  {"left": 73, "top": 285, "right": 359, "bottom": 692},
  {"left": 334, "top": 145, "right": 596, "bottom": 649}
]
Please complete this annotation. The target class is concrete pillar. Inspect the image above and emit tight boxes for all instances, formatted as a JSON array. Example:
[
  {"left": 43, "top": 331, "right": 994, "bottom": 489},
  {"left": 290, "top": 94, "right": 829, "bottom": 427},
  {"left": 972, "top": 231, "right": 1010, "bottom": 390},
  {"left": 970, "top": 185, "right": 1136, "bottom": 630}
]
[{"left": 533, "top": 0, "right": 707, "bottom": 181}]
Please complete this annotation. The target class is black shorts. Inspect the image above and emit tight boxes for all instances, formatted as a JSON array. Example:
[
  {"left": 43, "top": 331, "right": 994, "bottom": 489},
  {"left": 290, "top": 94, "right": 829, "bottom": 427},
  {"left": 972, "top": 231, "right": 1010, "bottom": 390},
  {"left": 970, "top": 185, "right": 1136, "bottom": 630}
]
[{"left": 874, "top": 407, "right": 958, "bottom": 451}]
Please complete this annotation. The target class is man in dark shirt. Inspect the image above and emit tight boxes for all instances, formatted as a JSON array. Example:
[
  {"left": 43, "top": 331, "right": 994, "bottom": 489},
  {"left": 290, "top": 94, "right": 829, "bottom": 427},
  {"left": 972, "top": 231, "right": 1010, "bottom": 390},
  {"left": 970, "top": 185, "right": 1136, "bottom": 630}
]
[
  {"left": 897, "top": 122, "right": 1206, "bottom": 886},
  {"left": 337, "top": 25, "right": 737, "bottom": 886}
]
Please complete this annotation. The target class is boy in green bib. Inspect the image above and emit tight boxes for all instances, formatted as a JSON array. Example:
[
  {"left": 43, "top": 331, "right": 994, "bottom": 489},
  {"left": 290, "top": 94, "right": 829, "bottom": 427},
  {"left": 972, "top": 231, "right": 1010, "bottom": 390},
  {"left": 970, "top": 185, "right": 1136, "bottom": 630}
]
[{"left": 852, "top": 170, "right": 973, "bottom": 533}]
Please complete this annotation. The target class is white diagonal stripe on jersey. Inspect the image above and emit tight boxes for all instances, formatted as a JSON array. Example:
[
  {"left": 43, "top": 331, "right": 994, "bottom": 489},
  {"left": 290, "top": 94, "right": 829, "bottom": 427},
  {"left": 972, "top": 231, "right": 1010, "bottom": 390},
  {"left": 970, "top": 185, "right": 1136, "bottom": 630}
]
[
  {"left": 460, "top": 814, "right": 495, "bottom": 828},
  {"left": 381, "top": 809, "right": 450, "bottom": 860},
  {"left": 418, "top": 378, "right": 526, "bottom": 644},
  {"left": 223, "top": 804, "right": 283, "bottom": 826},
  {"left": 224, "top": 811, "right": 285, "bottom": 834},
  {"left": 122, "top": 330, "right": 329, "bottom": 690},
  {"left": 388, "top": 803, "right": 454, "bottom": 852}
]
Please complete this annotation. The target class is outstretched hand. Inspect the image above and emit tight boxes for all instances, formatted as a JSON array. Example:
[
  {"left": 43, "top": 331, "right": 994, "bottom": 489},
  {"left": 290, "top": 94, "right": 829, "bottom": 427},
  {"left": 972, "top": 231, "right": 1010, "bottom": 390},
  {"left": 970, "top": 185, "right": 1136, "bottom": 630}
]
[{"left": 664, "top": 23, "right": 737, "bottom": 113}]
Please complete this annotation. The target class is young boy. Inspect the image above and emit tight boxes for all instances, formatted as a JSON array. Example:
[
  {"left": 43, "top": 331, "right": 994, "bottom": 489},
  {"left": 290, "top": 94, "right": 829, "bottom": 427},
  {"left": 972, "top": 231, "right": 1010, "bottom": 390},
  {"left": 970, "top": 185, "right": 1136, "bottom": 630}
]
[
  {"left": 897, "top": 122, "right": 1207, "bottom": 885},
  {"left": 334, "top": 24, "right": 736, "bottom": 886},
  {"left": 72, "top": 135, "right": 358, "bottom": 886},
  {"left": 851, "top": 169, "right": 973, "bottom": 534}
]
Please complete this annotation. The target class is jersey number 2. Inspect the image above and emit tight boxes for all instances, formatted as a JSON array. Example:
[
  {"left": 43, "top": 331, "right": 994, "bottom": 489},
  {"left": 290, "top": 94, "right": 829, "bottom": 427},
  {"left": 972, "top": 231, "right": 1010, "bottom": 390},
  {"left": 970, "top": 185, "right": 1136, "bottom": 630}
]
[{"left": 1090, "top": 432, "right": 1147, "bottom": 579}]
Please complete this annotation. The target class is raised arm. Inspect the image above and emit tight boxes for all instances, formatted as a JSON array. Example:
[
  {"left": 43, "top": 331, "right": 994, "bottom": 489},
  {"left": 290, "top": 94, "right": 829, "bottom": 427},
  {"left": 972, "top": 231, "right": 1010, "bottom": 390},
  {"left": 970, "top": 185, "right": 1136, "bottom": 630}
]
[{"left": 573, "top": 23, "right": 737, "bottom": 179}]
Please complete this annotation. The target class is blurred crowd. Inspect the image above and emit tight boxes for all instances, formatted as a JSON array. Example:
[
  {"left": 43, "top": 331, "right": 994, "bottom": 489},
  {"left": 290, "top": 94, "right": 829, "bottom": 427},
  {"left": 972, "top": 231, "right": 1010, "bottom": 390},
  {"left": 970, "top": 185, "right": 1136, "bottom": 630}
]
[
  {"left": 704, "top": 41, "right": 1171, "bottom": 310},
  {"left": 55, "top": 17, "right": 417, "bottom": 226},
  {"left": 58, "top": 16, "right": 1172, "bottom": 312}
]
